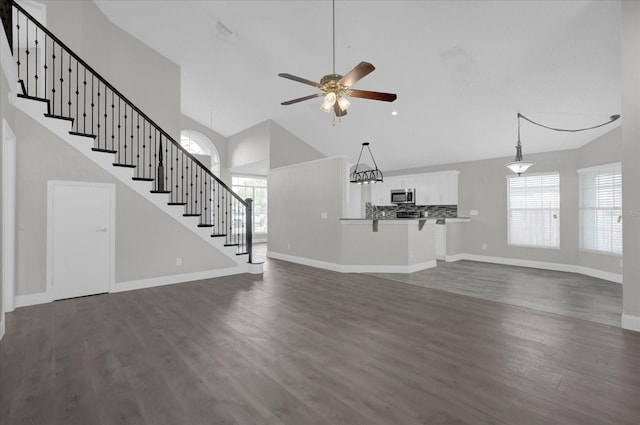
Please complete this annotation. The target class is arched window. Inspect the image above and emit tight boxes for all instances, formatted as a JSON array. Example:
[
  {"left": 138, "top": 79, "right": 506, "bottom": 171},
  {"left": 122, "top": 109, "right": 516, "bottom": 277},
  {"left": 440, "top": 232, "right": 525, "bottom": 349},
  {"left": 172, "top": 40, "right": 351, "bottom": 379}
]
[{"left": 180, "top": 130, "right": 221, "bottom": 177}]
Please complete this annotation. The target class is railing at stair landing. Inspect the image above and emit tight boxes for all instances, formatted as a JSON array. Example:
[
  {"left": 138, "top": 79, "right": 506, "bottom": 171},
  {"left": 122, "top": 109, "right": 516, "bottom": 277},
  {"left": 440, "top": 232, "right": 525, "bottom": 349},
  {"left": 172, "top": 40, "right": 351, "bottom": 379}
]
[{"left": 9, "top": 1, "right": 254, "bottom": 262}]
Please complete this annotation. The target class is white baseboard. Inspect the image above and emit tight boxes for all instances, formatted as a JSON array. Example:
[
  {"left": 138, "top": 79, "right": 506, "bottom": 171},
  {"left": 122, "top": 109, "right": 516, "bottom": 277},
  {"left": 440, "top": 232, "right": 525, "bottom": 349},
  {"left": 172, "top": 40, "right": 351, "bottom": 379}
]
[
  {"left": 622, "top": 313, "right": 640, "bottom": 332},
  {"left": 15, "top": 291, "right": 52, "bottom": 308},
  {"left": 461, "top": 254, "right": 577, "bottom": 273},
  {"left": 577, "top": 266, "right": 622, "bottom": 284},
  {"left": 445, "top": 254, "right": 465, "bottom": 262},
  {"left": 113, "top": 266, "right": 248, "bottom": 293},
  {"left": 458, "top": 254, "right": 622, "bottom": 284},
  {"left": 267, "top": 251, "right": 436, "bottom": 274}
]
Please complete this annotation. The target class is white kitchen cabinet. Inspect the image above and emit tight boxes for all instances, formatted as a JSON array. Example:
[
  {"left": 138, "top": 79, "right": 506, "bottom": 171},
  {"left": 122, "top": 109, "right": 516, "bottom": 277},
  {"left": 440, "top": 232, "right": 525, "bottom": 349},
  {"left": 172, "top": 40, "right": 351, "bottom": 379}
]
[
  {"left": 437, "top": 171, "right": 459, "bottom": 205},
  {"left": 370, "top": 180, "right": 392, "bottom": 205}
]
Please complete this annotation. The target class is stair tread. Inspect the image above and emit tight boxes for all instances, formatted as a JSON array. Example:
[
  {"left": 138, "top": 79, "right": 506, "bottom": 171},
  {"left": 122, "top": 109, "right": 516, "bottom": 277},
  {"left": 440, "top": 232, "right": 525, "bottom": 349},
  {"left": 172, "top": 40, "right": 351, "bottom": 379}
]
[
  {"left": 224, "top": 243, "right": 240, "bottom": 247},
  {"left": 235, "top": 252, "right": 249, "bottom": 256},
  {"left": 92, "top": 148, "right": 117, "bottom": 154},
  {"left": 167, "top": 202, "right": 186, "bottom": 205},
  {"left": 44, "top": 113, "right": 74, "bottom": 122},
  {"left": 132, "top": 177, "right": 155, "bottom": 181},
  {"left": 113, "top": 163, "right": 136, "bottom": 168},
  {"left": 69, "top": 131, "right": 97, "bottom": 139},
  {"left": 151, "top": 190, "right": 172, "bottom": 194},
  {"left": 197, "top": 224, "right": 215, "bottom": 227},
  {"left": 17, "top": 93, "right": 49, "bottom": 103},
  {"left": 183, "top": 213, "right": 201, "bottom": 217},
  {"left": 211, "top": 234, "right": 227, "bottom": 238}
]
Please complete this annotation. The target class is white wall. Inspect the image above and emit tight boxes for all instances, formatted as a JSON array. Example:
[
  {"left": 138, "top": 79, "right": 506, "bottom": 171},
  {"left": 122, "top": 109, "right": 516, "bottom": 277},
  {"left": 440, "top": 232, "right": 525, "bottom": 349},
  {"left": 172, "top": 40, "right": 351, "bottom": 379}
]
[
  {"left": 269, "top": 120, "right": 324, "bottom": 170},
  {"left": 180, "top": 114, "right": 231, "bottom": 185}
]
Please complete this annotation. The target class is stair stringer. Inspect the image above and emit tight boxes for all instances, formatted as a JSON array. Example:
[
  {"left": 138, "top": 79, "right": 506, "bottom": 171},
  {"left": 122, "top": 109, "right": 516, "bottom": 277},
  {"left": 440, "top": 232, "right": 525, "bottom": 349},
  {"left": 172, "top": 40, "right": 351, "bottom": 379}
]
[{"left": 15, "top": 95, "right": 263, "bottom": 276}]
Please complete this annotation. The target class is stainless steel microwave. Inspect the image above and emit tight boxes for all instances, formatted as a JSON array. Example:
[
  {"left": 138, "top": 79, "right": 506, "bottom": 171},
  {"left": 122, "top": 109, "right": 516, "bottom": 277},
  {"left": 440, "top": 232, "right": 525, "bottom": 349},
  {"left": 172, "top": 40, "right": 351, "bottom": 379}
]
[{"left": 391, "top": 189, "right": 416, "bottom": 204}]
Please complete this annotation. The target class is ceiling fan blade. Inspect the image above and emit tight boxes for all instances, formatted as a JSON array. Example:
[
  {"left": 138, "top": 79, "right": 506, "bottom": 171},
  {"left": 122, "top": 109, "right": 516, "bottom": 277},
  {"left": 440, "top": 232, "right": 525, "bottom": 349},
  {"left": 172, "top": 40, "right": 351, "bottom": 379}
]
[
  {"left": 339, "top": 62, "right": 375, "bottom": 87},
  {"left": 348, "top": 89, "right": 397, "bottom": 102},
  {"left": 278, "top": 73, "right": 321, "bottom": 88},
  {"left": 281, "top": 93, "right": 324, "bottom": 105},
  {"left": 334, "top": 103, "right": 347, "bottom": 117}
]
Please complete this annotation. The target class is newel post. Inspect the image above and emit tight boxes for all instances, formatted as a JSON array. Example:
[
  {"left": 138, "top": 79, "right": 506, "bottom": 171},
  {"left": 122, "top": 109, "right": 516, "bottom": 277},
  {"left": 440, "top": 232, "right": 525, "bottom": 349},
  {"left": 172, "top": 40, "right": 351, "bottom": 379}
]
[{"left": 245, "top": 198, "right": 253, "bottom": 263}]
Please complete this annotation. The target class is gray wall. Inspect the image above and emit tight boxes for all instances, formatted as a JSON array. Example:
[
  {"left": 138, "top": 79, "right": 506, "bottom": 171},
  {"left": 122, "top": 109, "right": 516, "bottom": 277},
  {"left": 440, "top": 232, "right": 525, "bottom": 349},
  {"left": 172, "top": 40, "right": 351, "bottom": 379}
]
[
  {"left": 622, "top": 1, "right": 640, "bottom": 321},
  {"left": 1, "top": 47, "right": 13, "bottom": 327},
  {"left": 42, "top": 0, "right": 181, "bottom": 140},
  {"left": 227, "top": 120, "right": 269, "bottom": 173},
  {"left": 269, "top": 120, "right": 324, "bottom": 170},
  {"left": 227, "top": 119, "right": 325, "bottom": 175},
  {"left": 383, "top": 127, "right": 622, "bottom": 275},
  {"left": 14, "top": 108, "right": 235, "bottom": 296},
  {"left": 269, "top": 157, "right": 345, "bottom": 264}
]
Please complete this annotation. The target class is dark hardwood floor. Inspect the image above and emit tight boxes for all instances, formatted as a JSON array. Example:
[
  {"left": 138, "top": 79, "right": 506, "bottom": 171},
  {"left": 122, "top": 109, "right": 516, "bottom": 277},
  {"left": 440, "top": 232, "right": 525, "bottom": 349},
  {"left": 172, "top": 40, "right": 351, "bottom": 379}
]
[
  {"left": 1, "top": 258, "right": 640, "bottom": 425},
  {"left": 371, "top": 260, "right": 623, "bottom": 327}
]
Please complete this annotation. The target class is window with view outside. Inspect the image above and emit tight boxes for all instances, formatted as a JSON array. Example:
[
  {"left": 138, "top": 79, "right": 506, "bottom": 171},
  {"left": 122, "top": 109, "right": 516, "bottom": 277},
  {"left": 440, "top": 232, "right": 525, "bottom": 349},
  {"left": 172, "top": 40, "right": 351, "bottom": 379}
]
[
  {"left": 232, "top": 176, "right": 267, "bottom": 235},
  {"left": 578, "top": 163, "right": 622, "bottom": 255},
  {"left": 180, "top": 130, "right": 221, "bottom": 177},
  {"left": 507, "top": 172, "right": 560, "bottom": 248}
]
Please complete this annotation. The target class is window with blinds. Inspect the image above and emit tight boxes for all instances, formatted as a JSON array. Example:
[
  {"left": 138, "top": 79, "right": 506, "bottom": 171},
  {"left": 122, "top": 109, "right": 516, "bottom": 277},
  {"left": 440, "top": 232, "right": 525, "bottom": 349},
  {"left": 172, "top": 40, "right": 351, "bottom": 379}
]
[
  {"left": 578, "top": 163, "right": 622, "bottom": 255},
  {"left": 507, "top": 173, "right": 560, "bottom": 248}
]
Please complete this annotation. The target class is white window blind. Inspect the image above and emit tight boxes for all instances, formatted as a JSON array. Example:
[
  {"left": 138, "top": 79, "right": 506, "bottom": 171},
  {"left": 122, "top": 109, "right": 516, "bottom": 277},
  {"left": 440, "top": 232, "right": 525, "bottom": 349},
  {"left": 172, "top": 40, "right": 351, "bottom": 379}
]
[
  {"left": 507, "top": 173, "right": 560, "bottom": 248},
  {"left": 578, "top": 163, "right": 622, "bottom": 255}
]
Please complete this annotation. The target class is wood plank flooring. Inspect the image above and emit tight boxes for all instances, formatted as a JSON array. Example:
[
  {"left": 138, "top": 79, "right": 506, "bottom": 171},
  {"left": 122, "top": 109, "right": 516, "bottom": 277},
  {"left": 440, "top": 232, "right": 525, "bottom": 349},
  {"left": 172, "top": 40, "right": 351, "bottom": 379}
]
[
  {"left": 1, "top": 258, "right": 640, "bottom": 425},
  {"left": 371, "top": 260, "right": 623, "bottom": 327}
]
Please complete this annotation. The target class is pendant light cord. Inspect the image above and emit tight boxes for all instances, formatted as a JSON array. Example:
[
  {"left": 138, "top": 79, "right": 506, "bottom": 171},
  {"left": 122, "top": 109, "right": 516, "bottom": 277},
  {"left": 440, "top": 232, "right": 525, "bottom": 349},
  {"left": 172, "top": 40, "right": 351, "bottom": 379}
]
[
  {"left": 332, "top": 0, "right": 335, "bottom": 74},
  {"left": 518, "top": 112, "right": 620, "bottom": 133}
]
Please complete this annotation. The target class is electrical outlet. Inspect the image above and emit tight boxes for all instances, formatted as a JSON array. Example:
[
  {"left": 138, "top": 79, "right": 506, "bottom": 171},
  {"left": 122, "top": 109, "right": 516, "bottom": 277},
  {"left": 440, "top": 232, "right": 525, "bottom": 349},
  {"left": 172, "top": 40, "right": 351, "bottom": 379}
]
[
  {"left": 481, "top": 243, "right": 487, "bottom": 251},
  {"left": 176, "top": 257, "right": 182, "bottom": 266}
]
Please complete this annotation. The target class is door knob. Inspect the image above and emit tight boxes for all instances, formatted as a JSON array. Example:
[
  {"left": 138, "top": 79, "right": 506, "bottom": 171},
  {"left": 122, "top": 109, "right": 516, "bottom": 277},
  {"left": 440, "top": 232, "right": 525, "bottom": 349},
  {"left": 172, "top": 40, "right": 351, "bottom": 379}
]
[{"left": 96, "top": 227, "right": 108, "bottom": 232}]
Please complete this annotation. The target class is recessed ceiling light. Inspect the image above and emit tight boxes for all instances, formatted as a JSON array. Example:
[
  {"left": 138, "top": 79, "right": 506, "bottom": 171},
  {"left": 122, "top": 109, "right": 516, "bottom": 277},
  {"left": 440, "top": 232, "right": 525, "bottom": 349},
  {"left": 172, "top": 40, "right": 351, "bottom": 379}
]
[{"left": 391, "top": 110, "right": 398, "bottom": 116}]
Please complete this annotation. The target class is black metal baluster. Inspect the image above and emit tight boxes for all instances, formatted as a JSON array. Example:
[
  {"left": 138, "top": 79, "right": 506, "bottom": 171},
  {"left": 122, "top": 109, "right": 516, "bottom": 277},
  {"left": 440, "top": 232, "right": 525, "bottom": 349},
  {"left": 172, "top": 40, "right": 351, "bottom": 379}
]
[
  {"left": 50, "top": 42, "right": 54, "bottom": 114},
  {"left": 34, "top": 26, "right": 38, "bottom": 97},
  {"left": 117, "top": 98, "right": 121, "bottom": 163},
  {"left": 96, "top": 81, "right": 101, "bottom": 148},
  {"left": 16, "top": 11, "right": 20, "bottom": 85},
  {"left": 130, "top": 108, "right": 134, "bottom": 168},
  {"left": 111, "top": 92, "right": 114, "bottom": 152},
  {"left": 43, "top": 34, "right": 47, "bottom": 104},
  {"left": 162, "top": 136, "right": 171, "bottom": 190},
  {"left": 59, "top": 45, "right": 63, "bottom": 114},
  {"left": 25, "top": 18, "right": 29, "bottom": 94},
  {"left": 122, "top": 101, "right": 126, "bottom": 164},
  {"left": 67, "top": 55, "right": 71, "bottom": 118},
  {"left": 82, "top": 68, "right": 87, "bottom": 133},
  {"left": 75, "top": 61, "right": 79, "bottom": 130},
  {"left": 91, "top": 76, "right": 94, "bottom": 137},
  {"left": 137, "top": 115, "right": 141, "bottom": 172},
  {"left": 180, "top": 151, "right": 185, "bottom": 205}
]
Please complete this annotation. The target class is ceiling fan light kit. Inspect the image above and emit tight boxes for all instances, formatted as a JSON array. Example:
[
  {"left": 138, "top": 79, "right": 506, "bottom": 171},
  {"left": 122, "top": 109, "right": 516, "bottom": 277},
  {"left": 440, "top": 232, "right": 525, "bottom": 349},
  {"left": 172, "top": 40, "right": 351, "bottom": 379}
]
[
  {"left": 505, "top": 112, "right": 621, "bottom": 176},
  {"left": 278, "top": 0, "right": 396, "bottom": 121}
]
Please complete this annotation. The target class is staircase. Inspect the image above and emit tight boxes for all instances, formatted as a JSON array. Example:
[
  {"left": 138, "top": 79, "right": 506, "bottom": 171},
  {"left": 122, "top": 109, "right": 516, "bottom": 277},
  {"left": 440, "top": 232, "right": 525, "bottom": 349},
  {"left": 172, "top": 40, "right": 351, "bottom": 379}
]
[{"left": 8, "top": 1, "right": 260, "bottom": 272}]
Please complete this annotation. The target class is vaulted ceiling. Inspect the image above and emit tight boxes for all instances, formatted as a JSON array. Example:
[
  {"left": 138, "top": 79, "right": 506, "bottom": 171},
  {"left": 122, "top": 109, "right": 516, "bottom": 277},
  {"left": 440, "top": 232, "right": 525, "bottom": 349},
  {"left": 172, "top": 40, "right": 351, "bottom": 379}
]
[{"left": 94, "top": 0, "right": 621, "bottom": 171}]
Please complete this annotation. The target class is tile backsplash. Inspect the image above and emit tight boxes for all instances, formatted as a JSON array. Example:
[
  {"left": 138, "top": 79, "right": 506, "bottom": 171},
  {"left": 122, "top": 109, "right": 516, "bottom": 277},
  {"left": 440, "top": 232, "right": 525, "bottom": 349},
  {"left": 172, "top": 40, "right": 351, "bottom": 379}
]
[{"left": 365, "top": 203, "right": 458, "bottom": 218}]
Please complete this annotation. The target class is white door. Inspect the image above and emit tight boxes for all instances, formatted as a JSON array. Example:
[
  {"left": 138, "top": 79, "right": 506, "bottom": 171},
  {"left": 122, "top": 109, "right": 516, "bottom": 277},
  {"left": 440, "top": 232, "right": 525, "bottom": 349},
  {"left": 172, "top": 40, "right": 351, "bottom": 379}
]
[{"left": 49, "top": 181, "right": 114, "bottom": 300}]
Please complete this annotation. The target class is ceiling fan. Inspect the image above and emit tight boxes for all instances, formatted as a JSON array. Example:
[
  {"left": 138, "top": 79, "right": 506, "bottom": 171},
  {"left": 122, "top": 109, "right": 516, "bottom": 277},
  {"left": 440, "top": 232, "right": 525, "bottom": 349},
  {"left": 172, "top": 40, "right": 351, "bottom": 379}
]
[{"left": 278, "top": 0, "right": 397, "bottom": 118}]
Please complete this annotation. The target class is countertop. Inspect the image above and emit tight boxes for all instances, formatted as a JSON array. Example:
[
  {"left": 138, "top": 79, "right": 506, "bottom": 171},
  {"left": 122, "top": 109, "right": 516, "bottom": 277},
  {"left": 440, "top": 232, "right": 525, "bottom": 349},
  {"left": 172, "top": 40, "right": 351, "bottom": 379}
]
[{"left": 340, "top": 217, "right": 471, "bottom": 222}]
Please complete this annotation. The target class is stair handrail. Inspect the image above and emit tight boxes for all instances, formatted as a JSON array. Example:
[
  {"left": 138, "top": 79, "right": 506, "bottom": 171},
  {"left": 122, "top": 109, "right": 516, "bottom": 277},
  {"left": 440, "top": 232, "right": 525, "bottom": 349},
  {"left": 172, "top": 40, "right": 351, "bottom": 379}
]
[{"left": 10, "top": 0, "right": 245, "bottom": 206}]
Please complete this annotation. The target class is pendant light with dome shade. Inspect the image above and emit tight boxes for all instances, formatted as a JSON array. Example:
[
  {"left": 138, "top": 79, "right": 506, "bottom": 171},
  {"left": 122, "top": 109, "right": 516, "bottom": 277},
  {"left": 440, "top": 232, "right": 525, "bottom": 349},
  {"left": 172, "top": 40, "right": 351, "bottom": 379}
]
[
  {"left": 350, "top": 142, "right": 384, "bottom": 184},
  {"left": 505, "top": 112, "right": 621, "bottom": 176}
]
